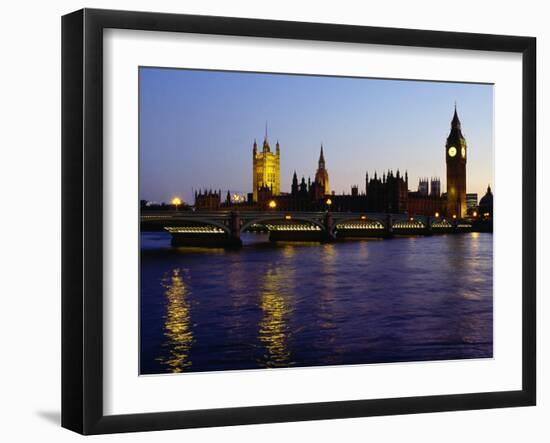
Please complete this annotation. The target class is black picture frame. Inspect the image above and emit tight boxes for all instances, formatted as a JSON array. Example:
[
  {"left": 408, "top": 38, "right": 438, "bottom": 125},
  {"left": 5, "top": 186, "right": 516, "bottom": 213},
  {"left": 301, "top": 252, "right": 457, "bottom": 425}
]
[{"left": 62, "top": 8, "right": 536, "bottom": 435}]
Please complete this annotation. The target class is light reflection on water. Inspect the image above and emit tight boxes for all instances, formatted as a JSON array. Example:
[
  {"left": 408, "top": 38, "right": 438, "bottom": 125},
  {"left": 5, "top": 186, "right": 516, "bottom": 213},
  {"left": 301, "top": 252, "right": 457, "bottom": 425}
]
[
  {"left": 258, "top": 267, "right": 292, "bottom": 367},
  {"left": 156, "top": 269, "right": 194, "bottom": 372},
  {"left": 140, "top": 232, "right": 493, "bottom": 374}
]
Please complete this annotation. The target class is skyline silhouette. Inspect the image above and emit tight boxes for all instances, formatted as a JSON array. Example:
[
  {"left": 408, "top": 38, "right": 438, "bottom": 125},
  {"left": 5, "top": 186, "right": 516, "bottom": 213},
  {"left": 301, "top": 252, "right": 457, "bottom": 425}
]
[{"left": 139, "top": 67, "right": 493, "bottom": 204}]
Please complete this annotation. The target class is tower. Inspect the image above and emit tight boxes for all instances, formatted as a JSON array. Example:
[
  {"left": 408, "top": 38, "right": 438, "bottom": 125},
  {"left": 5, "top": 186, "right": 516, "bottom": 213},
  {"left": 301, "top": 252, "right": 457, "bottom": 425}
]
[
  {"left": 252, "top": 126, "right": 280, "bottom": 202},
  {"left": 314, "top": 144, "right": 330, "bottom": 195},
  {"left": 418, "top": 178, "right": 429, "bottom": 196},
  {"left": 445, "top": 105, "right": 467, "bottom": 218},
  {"left": 291, "top": 171, "right": 299, "bottom": 195},
  {"left": 430, "top": 177, "right": 441, "bottom": 197}
]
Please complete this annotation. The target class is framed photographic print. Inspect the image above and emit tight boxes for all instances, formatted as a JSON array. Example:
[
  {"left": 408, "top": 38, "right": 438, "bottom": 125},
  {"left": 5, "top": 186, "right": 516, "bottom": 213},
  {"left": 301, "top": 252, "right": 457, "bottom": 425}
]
[{"left": 61, "top": 8, "right": 536, "bottom": 434}]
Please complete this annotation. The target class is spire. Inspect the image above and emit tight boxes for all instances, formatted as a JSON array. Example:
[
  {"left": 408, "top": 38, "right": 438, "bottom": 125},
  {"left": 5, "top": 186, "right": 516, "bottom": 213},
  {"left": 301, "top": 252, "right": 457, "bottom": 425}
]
[
  {"left": 319, "top": 144, "right": 325, "bottom": 164},
  {"left": 299, "top": 176, "right": 307, "bottom": 193},
  {"left": 291, "top": 171, "right": 298, "bottom": 195},
  {"left": 262, "top": 136, "right": 270, "bottom": 152},
  {"left": 451, "top": 103, "right": 461, "bottom": 130},
  {"left": 261, "top": 122, "right": 271, "bottom": 152}
]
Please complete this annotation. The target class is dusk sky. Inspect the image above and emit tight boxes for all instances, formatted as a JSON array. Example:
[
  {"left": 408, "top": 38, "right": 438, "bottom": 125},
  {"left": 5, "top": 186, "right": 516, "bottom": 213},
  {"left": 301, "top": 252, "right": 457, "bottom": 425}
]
[{"left": 139, "top": 67, "right": 493, "bottom": 204}]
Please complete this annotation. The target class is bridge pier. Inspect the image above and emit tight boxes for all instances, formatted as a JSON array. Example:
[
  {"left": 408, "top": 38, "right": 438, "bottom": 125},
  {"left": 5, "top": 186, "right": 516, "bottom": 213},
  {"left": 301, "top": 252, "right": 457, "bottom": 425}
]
[
  {"left": 323, "top": 211, "right": 336, "bottom": 242},
  {"left": 425, "top": 216, "right": 433, "bottom": 236},
  {"left": 228, "top": 211, "right": 243, "bottom": 249},
  {"left": 385, "top": 214, "right": 394, "bottom": 239}
]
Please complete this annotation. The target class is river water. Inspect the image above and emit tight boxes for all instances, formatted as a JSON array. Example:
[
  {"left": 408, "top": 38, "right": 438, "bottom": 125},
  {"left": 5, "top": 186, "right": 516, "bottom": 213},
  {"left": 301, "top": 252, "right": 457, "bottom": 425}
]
[{"left": 140, "top": 232, "right": 493, "bottom": 374}]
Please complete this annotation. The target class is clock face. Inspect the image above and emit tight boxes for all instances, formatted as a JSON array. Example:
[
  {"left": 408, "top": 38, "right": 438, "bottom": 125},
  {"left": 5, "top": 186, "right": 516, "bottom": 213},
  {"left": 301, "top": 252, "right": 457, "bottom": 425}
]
[
  {"left": 461, "top": 146, "right": 466, "bottom": 158},
  {"left": 448, "top": 146, "right": 457, "bottom": 157}
]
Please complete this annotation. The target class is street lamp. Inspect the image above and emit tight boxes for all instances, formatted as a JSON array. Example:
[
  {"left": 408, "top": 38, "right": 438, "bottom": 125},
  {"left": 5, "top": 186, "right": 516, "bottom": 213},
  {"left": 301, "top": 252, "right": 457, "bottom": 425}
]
[
  {"left": 452, "top": 214, "right": 457, "bottom": 220},
  {"left": 268, "top": 200, "right": 277, "bottom": 209},
  {"left": 171, "top": 197, "right": 182, "bottom": 211},
  {"left": 326, "top": 198, "right": 332, "bottom": 209},
  {"left": 473, "top": 211, "right": 478, "bottom": 218},
  {"left": 434, "top": 212, "right": 440, "bottom": 218}
]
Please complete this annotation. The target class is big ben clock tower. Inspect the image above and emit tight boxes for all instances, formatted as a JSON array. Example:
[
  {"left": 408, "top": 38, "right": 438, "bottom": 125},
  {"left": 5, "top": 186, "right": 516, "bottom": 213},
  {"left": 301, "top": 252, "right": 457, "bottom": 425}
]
[{"left": 446, "top": 105, "right": 467, "bottom": 218}]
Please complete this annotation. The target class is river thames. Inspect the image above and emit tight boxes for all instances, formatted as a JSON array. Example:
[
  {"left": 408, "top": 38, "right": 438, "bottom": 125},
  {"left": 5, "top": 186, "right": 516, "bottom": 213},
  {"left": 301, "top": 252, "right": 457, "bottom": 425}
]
[{"left": 140, "top": 232, "right": 493, "bottom": 374}]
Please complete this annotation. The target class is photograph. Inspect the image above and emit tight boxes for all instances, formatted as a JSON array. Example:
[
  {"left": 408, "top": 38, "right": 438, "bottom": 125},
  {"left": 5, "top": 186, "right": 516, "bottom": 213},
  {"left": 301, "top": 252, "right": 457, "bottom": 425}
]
[{"left": 138, "top": 67, "right": 494, "bottom": 375}]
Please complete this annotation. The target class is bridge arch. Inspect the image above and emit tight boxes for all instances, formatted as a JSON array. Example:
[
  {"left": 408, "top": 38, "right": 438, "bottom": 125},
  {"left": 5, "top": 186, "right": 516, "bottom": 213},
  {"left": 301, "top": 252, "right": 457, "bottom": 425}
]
[
  {"left": 240, "top": 215, "right": 326, "bottom": 233},
  {"left": 392, "top": 217, "right": 426, "bottom": 229},
  {"left": 332, "top": 215, "right": 386, "bottom": 233},
  {"left": 333, "top": 214, "right": 386, "bottom": 226},
  {"left": 152, "top": 217, "right": 231, "bottom": 236},
  {"left": 430, "top": 218, "right": 453, "bottom": 228}
]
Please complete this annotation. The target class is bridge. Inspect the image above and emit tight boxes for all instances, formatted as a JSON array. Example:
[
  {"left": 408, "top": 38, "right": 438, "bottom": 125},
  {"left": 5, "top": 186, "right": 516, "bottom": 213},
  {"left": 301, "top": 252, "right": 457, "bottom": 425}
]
[{"left": 141, "top": 211, "right": 474, "bottom": 248}]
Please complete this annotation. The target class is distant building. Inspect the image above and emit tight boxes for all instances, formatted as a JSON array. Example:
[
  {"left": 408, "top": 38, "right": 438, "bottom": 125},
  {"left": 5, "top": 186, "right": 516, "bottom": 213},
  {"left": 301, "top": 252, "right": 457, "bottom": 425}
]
[
  {"left": 232, "top": 109, "right": 474, "bottom": 217},
  {"left": 407, "top": 178, "right": 445, "bottom": 216},
  {"left": 314, "top": 144, "right": 330, "bottom": 195},
  {"left": 466, "top": 193, "right": 478, "bottom": 210},
  {"left": 366, "top": 170, "right": 408, "bottom": 213},
  {"left": 430, "top": 178, "right": 441, "bottom": 197},
  {"left": 252, "top": 130, "right": 280, "bottom": 202},
  {"left": 275, "top": 147, "right": 333, "bottom": 211},
  {"left": 478, "top": 185, "right": 493, "bottom": 218},
  {"left": 418, "top": 178, "right": 429, "bottom": 196},
  {"left": 277, "top": 173, "right": 319, "bottom": 211},
  {"left": 194, "top": 189, "right": 221, "bottom": 210},
  {"left": 407, "top": 192, "right": 446, "bottom": 217},
  {"left": 257, "top": 183, "right": 274, "bottom": 209}
]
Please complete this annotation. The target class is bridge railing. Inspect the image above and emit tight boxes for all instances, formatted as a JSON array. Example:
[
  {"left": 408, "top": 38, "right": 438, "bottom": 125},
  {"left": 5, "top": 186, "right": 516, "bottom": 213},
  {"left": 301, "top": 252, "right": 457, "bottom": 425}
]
[{"left": 141, "top": 210, "right": 473, "bottom": 232}]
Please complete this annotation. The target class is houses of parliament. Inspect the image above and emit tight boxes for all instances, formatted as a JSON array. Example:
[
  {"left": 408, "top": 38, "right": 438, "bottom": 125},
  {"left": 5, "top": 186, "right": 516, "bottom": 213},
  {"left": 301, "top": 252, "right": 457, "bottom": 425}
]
[{"left": 195, "top": 107, "right": 491, "bottom": 218}]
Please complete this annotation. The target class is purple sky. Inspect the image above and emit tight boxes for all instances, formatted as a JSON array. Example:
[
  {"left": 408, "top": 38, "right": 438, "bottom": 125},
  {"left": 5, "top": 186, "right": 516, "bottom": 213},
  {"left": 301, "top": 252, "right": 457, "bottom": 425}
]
[{"left": 139, "top": 67, "right": 493, "bottom": 204}]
